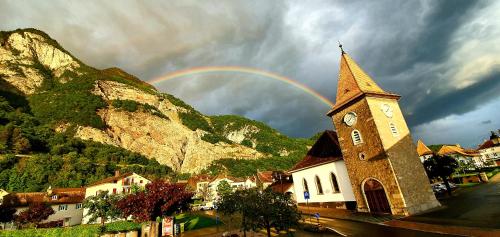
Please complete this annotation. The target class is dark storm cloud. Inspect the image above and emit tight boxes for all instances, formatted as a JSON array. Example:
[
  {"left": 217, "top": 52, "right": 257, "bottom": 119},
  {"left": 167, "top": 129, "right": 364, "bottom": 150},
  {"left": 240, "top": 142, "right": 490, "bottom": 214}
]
[
  {"left": 1, "top": 0, "right": 499, "bottom": 146},
  {"left": 481, "top": 120, "right": 492, "bottom": 125},
  {"left": 406, "top": 70, "right": 500, "bottom": 126}
]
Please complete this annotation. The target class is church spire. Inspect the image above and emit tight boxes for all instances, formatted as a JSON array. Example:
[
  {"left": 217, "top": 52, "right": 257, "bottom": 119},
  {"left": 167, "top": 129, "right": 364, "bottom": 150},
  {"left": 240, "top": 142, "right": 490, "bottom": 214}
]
[{"left": 329, "top": 49, "right": 399, "bottom": 114}]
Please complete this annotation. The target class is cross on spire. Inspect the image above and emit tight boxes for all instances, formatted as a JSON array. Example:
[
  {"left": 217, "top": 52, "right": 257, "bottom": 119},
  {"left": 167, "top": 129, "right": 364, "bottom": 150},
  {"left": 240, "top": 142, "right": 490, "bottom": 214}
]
[{"left": 338, "top": 41, "right": 345, "bottom": 54}]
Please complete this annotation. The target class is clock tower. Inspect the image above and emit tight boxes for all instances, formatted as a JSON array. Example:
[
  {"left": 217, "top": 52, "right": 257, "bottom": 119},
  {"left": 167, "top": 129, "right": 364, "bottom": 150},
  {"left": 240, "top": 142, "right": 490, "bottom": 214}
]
[{"left": 327, "top": 48, "right": 440, "bottom": 215}]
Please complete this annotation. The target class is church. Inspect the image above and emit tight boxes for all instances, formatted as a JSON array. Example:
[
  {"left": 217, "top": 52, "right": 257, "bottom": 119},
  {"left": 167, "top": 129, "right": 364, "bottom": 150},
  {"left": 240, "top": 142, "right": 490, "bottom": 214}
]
[{"left": 290, "top": 46, "right": 440, "bottom": 216}]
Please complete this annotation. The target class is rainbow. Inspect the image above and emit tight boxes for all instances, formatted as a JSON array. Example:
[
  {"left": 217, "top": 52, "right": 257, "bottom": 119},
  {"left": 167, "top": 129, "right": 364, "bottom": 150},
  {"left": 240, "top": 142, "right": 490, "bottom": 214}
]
[{"left": 148, "top": 66, "right": 334, "bottom": 107}]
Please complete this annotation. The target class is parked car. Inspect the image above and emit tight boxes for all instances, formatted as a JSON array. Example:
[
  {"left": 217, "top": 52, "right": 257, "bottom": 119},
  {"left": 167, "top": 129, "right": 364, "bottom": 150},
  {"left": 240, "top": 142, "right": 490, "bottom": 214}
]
[{"left": 199, "top": 201, "right": 214, "bottom": 211}]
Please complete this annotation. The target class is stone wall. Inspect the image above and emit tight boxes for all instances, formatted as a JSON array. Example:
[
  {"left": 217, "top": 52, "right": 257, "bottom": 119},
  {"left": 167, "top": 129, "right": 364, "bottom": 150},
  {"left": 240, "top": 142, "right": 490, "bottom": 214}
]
[{"left": 331, "top": 96, "right": 440, "bottom": 215}]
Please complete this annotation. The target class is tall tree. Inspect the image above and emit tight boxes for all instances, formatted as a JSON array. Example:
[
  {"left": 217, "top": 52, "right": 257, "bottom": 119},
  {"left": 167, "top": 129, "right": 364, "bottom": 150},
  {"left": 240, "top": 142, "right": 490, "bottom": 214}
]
[
  {"left": 216, "top": 180, "right": 232, "bottom": 199},
  {"left": 115, "top": 180, "right": 193, "bottom": 222},
  {"left": 82, "top": 190, "right": 121, "bottom": 226},
  {"left": 217, "top": 188, "right": 300, "bottom": 237},
  {"left": 15, "top": 202, "right": 54, "bottom": 228},
  {"left": 423, "top": 155, "right": 459, "bottom": 196}
]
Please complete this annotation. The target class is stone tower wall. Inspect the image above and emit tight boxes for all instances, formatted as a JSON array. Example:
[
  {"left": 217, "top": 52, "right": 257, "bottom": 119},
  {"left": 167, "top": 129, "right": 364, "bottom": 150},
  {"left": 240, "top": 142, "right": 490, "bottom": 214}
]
[
  {"left": 365, "top": 97, "right": 440, "bottom": 214},
  {"left": 332, "top": 98, "right": 407, "bottom": 215}
]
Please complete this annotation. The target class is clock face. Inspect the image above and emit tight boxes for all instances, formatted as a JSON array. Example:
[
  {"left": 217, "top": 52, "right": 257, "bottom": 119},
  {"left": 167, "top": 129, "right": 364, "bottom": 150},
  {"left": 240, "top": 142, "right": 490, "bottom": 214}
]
[
  {"left": 381, "top": 104, "right": 393, "bottom": 117},
  {"left": 343, "top": 112, "right": 357, "bottom": 126}
]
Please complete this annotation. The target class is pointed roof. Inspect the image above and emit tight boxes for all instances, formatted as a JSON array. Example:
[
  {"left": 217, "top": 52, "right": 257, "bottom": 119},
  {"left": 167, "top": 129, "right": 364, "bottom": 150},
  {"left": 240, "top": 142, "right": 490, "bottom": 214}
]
[
  {"left": 416, "top": 140, "right": 433, "bottom": 156},
  {"left": 289, "top": 130, "right": 343, "bottom": 173},
  {"left": 328, "top": 51, "right": 400, "bottom": 115}
]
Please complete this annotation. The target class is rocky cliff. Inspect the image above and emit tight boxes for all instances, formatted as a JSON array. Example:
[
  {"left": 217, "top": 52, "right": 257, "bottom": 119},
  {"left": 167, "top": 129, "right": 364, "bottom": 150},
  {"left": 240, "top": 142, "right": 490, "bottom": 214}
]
[{"left": 0, "top": 29, "right": 308, "bottom": 173}]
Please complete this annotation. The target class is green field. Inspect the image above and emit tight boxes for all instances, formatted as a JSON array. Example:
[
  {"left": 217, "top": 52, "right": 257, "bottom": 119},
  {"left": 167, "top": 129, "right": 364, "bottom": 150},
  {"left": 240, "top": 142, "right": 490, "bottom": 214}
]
[{"left": 175, "top": 213, "right": 219, "bottom": 231}]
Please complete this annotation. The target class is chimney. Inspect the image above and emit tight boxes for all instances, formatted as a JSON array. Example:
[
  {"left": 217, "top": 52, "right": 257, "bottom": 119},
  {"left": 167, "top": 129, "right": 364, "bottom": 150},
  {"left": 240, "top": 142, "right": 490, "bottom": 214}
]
[{"left": 115, "top": 170, "right": 120, "bottom": 177}]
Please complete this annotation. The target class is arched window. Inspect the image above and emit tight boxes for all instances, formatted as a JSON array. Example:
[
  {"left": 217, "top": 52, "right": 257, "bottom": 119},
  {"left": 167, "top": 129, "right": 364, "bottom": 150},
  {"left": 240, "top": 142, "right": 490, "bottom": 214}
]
[
  {"left": 389, "top": 123, "right": 399, "bottom": 136},
  {"left": 331, "top": 173, "right": 340, "bottom": 193},
  {"left": 352, "top": 130, "right": 363, "bottom": 145},
  {"left": 315, "top": 175, "right": 323, "bottom": 195},
  {"left": 302, "top": 178, "right": 309, "bottom": 193}
]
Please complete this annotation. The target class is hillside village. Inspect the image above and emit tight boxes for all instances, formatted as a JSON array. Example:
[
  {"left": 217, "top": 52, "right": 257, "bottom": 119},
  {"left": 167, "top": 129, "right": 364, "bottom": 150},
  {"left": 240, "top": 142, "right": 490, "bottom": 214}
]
[{"left": 1, "top": 29, "right": 499, "bottom": 236}]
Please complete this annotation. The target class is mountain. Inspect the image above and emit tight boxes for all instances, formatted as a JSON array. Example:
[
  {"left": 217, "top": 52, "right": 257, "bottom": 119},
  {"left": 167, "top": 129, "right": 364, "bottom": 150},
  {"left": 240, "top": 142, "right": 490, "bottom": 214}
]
[{"left": 0, "top": 28, "right": 310, "bottom": 174}]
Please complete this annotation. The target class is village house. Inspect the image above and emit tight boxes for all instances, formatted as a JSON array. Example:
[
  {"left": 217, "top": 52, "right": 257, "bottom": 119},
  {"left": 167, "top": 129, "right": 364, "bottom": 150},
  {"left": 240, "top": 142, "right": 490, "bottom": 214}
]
[
  {"left": 83, "top": 171, "right": 150, "bottom": 224},
  {"left": 478, "top": 131, "right": 500, "bottom": 167},
  {"left": 256, "top": 171, "right": 274, "bottom": 189},
  {"left": 438, "top": 145, "right": 484, "bottom": 169},
  {"left": 289, "top": 130, "right": 356, "bottom": 210},
  {"left": 2, "top": 187, "right": 85, "bottom": 227},
  {"left": 416, "top": 140, "right": 434, "bottom": 162},
  {"left": 188, "top": 174, "right": 257, "bottom": 202}
]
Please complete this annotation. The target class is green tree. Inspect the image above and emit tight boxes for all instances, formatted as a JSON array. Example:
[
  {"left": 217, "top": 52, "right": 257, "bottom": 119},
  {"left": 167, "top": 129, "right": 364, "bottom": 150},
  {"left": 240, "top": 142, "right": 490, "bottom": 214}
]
[
  {"left": 82, "top": 191, "right": 121, "bottom": 227},
  {"left": 423, "top": 155, "right": 459, "bottom": 196},
  {"left": 217, "top": 188, "right": 300, "bottom": 237},
  {"left": 216, "top": 180, "right": 233, "bottom": 199}
]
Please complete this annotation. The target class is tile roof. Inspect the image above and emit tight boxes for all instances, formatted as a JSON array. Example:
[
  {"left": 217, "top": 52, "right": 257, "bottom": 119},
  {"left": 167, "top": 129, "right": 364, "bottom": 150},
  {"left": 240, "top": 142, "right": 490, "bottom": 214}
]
[
  {"left": 416, "top": 140, "right": 433, "bottom": 156},
  {"left": 478, "top": 140, "right": 499, "bottom": 150},
  {"left": 438, "top": 145, "right": 480, "bottom": 157},
  {"left": 3, "top": 188, "right": 85, "bottom": 207},
  {"left": 330, "top": 52, "right": 400, "bottom": 114},
  {"left": 86, "top": 172, "right": 135, "bottom": 187},
  {"left": 257, "top": 171, "right": 274, "bottom": 183},
  {"left": 269, "top": 183, "right": 294, "bottom": 193},
  {"left": 289, "top": 130, "right": 343, "bottom": 173}
]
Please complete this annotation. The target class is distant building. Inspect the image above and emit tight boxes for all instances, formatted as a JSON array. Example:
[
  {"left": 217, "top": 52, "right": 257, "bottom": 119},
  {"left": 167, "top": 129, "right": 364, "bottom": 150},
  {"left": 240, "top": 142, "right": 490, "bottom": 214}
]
[
  {"left": 478, "top": 131, "right": 500, "bottom": 167},
  {"left": 256, "top": 171, "right": 274, "bottom": 190},
  {"left": 2, "top": 187, "right": 85, "bottom": 227},
  {"left": 438, "top": 145, "right": 483, "bottom": 169},
  {"left": 188, "top": 174, "right": 256, "bottom": 202},
  {"left": 83, "top": 171, "right": 150, "bottom": 224},
  {"left": 289, "top": 131, "right": 356, "bottom": 210},
  {"left": 416, "top": 140, "right": 434, "bottom": 162},
  {"left": 268, "top": 172, "right": 295, "bottom": 200}
]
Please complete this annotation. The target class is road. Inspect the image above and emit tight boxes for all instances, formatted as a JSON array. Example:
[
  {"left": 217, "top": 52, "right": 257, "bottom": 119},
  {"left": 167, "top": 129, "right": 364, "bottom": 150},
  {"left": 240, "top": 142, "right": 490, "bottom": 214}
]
[
  {"left": 304, "top": 217, "right": 460, "bottom": 237},
  {"left": 405, "top": 173, "right": 500, "bottom": 229}
]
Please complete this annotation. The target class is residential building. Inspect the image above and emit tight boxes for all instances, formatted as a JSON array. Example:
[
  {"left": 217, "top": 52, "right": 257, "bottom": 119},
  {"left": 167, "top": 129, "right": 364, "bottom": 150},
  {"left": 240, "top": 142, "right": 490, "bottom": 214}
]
[
  {"left": 416, "top": 140, "right": 434, "bottom": 162},
  {"left": 289, "top": 131, "right": 356, "bottom": 210},
  {"left": 256, "top": 171, "right": 274, "bottom": 189},
  {"left": 438, "top": 145, "right": 483, "bottom": 169},
  {"left": 188, "top": 174, "right": 257, "bottom": 202},
  {"left": 2, "top": 187, "right": 85, "bottom": 227},
  {"left": 478, "top": 131, "right": 500, "bottom": 166},
  {"left": 325, "top": 48, "right": 439, "bottom": 215},
  {"left": 83, "top": 171, "right": 150, "bottom": 224}
]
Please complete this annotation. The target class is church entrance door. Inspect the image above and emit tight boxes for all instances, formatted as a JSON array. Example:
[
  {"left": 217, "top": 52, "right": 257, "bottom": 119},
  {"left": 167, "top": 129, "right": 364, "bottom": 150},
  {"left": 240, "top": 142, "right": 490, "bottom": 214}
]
[{"left": 363, "top": 179, "right": 391, "bottom": 214}]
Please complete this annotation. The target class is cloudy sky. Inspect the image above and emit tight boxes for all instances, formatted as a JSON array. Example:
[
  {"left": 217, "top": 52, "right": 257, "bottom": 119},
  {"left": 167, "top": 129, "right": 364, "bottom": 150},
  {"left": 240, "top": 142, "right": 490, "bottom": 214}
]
[{"left": 1, "top": 0, "right": 499, "bottom": 147}]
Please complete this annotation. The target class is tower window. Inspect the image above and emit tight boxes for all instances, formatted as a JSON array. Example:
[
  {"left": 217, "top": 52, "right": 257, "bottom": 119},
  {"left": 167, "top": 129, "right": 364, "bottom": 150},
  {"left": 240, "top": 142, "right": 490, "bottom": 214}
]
[
  {"left": 302, "top": 178, "right": 309, "bottom": 193},
  {"left": 351, "top": 130, "right": 363, "bottom": 145},
  {"left": 389, "top": 123, "right": 399, "bottom": 137},
  {"left": 315, "top": 175, "right": 323, "bottom": 195},
  {"left": 331, "top": 173, "right": 340, "bottom": 193}
]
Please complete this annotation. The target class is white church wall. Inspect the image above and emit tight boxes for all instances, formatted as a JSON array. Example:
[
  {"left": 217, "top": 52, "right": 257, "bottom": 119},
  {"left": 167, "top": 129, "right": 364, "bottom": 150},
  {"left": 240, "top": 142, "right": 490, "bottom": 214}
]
[{"left": 291, "top": 160, "right": 355, "bottom": 204}]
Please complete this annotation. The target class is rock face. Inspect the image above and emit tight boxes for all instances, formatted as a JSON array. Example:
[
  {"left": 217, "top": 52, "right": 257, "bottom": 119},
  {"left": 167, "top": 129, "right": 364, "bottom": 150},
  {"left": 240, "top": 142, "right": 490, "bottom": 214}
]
[
  {"left": 0, "top": 31, "right": 80, "bottom": 94},
  {"left": 85, "top": 80, "right": 264, "bottom": 173},
  {"left": 1, "top": 29, "right": 267, "bottom": 173}
]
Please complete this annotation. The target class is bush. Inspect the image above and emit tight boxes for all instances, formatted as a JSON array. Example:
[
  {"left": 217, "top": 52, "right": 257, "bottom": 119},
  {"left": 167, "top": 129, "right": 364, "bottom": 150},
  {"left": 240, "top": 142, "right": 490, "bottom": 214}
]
[{"left": 112, "top": 100, "right": 138, "bottom": 112}]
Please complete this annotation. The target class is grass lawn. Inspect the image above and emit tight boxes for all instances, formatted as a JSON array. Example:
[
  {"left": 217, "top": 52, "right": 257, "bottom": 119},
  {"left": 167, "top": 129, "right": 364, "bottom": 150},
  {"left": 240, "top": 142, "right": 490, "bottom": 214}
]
[
  {"left": 486, "top": 168, "right": 500, "bottom": 179},
  {"left": 175, "top": 213, "right": 219, "bottom": 231},
  {"left": 0, "top": 221, "right": 141, "bottom": 237},
  {"left": 457, "top": 183, "right": 480, "bottom": 188}
]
